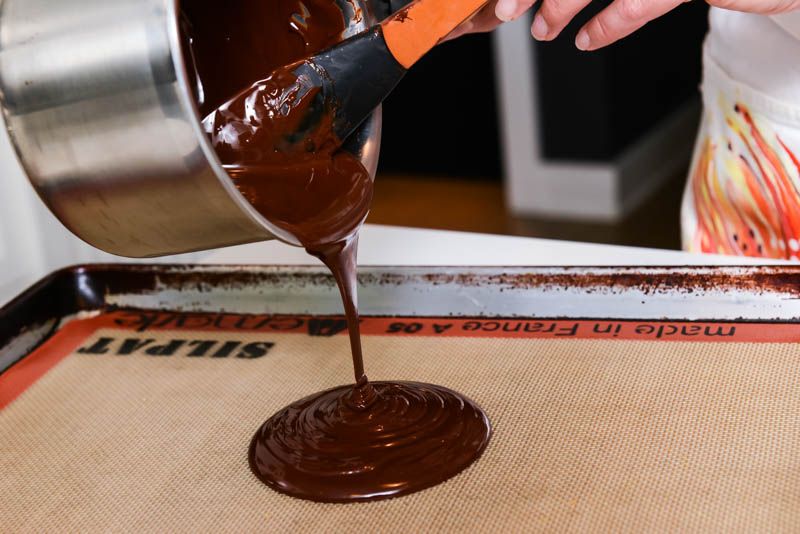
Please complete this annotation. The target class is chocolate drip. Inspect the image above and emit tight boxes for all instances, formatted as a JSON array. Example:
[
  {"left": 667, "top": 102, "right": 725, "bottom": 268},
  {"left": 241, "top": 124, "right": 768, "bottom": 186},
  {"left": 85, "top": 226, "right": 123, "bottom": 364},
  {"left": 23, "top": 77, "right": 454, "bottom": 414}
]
[{"left": 180, "top": 0, "right": 491, "bottom": 503}]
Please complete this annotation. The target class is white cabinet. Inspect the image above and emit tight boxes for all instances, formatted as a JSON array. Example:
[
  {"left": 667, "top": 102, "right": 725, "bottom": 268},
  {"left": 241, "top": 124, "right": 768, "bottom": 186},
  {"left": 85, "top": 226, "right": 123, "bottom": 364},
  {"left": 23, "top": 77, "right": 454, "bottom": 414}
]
[{"left": 492, "top": 17, "right": 697, "bottom": 222}]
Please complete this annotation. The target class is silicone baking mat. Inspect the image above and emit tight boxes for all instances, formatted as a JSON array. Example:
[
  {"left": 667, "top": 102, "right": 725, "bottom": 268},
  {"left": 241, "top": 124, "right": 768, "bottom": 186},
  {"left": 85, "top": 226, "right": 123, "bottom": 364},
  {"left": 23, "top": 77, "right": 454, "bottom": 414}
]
[{"left": 3, "top": 310, "right": 800, "bottom": 532}]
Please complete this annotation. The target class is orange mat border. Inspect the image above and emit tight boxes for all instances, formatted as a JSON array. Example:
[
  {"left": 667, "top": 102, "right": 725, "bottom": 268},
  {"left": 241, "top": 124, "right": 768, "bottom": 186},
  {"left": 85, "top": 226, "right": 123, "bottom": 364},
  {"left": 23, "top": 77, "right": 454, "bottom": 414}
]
[{"left": 3, "top": 310, "right": 800, "bottom": 411}]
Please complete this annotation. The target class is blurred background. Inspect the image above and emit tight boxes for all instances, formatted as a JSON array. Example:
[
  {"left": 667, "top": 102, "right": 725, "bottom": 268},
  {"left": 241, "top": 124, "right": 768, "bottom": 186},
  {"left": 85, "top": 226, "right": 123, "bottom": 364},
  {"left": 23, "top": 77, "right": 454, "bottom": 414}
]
[
  {"left": 0, "top": 1, "right": 709, "bottom": 303},
  {"left": 371, "top": 1, "right": 708, "bottom": 247}
]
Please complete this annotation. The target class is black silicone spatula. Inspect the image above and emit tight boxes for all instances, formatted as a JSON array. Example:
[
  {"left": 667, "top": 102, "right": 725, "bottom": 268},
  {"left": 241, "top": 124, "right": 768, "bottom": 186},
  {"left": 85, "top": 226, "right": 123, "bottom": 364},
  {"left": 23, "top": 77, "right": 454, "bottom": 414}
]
[{"left": 203, "top": 0, "right": 490, "bottom": 156}]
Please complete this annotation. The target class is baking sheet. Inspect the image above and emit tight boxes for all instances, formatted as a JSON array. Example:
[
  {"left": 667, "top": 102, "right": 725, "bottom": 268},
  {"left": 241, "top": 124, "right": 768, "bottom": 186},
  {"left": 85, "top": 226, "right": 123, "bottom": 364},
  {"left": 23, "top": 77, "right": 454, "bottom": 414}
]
[
  {"left": 6, "top": 264, "right": 800, "bottom": 368},
  {"left": 3, "top": 265, "right": 800, "bottom": 531}
]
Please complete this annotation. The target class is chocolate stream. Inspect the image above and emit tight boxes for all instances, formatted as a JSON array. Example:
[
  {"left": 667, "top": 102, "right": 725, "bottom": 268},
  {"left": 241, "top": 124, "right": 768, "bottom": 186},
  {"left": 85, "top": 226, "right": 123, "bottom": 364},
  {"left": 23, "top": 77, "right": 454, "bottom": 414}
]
[{"left": 180, "top": 0, "right": 491, "bottom": 503}]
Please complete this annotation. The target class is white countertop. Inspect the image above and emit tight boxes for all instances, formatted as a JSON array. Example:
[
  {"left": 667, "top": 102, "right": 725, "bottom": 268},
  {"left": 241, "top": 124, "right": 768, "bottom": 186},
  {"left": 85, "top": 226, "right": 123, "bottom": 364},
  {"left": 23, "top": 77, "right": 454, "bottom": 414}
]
[{"left": 206, "top": 225, "right": 784, "bottom": 267}]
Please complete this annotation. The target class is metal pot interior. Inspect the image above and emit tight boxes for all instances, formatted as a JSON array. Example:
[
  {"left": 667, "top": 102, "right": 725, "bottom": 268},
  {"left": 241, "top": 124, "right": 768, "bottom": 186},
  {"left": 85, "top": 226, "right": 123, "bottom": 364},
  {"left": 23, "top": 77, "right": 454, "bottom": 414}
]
[{"left": 173, "top": 0, "right": 382, "bottom": 247}]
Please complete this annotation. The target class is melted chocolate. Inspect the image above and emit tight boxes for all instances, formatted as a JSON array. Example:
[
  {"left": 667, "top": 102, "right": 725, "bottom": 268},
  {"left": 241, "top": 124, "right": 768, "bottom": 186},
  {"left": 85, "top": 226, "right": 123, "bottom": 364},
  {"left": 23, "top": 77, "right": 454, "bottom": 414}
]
[
  {"left": 180, "top": 0, "right": 490, "bottom": 503},
  {"left": 180, "top": 0, "right": 345, "bottom": 117},
  {"left": 202, "top": 64, "right": 333, "bottom": 168},
  {"left": 184, "top": 0, "right": 371, "bottom": 249},
  {"left": 249, "top": 382, "right": 491, "bottom": 502}
]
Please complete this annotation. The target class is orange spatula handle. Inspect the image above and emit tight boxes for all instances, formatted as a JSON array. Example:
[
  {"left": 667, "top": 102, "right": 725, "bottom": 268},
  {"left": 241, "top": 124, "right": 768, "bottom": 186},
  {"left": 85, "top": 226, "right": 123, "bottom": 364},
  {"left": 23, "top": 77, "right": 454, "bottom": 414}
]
[{"left": 381, "top": 0, "right": 490, "bottom": 69}]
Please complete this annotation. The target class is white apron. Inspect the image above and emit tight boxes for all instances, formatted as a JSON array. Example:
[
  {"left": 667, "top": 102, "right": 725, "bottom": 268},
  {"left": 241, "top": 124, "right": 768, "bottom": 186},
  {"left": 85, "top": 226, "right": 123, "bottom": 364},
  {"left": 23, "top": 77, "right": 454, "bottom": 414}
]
[{"left": 681, "top": 9, "right": 800, "bottom": 259}]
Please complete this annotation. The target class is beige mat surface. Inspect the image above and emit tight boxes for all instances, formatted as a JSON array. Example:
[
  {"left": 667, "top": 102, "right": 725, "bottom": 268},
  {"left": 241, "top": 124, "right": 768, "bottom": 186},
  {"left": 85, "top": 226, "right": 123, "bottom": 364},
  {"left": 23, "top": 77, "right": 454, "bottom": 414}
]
[{"left": 2, "top": 314, "right": 800, "bottom": 532}]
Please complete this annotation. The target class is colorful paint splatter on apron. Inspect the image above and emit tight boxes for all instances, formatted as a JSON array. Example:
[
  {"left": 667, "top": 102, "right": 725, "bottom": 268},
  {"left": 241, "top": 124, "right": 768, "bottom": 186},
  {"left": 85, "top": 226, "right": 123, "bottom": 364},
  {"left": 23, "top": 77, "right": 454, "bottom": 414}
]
[{"left": 687, "top": 100, "right": 800, "bottom": 259}]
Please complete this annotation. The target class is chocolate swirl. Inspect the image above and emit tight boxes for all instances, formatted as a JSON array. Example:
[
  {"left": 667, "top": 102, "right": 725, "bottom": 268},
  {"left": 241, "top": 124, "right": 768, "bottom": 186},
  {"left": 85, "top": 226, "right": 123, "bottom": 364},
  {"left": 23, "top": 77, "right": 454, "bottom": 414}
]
[{"left": 249, "top": 381, "right": 492, "bottom": 503}]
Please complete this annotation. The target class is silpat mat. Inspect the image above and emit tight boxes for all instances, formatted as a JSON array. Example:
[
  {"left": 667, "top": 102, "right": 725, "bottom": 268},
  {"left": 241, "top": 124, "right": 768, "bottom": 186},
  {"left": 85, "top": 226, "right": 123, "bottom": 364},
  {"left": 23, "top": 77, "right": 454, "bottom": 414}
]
[{"left": 2, "top": 310, "right": 800, "bottom": 532}]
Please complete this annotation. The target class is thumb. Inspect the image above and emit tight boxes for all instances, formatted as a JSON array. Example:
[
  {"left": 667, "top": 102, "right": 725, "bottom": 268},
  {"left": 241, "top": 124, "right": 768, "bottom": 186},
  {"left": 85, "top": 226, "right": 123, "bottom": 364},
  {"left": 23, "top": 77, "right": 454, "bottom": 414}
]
[
  {"left": 496, "top": 0, "right": 538, "bottom": 22},
  {"left": 444, "top": 1, "right": 503, "bottom": 41}
]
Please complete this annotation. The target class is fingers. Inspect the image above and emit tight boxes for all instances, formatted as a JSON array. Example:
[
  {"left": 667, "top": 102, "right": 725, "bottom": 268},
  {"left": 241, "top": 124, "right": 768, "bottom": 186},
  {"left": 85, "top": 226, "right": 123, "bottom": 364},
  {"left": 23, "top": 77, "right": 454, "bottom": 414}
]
[
  {"left": 573, "top": 0, "right": 800, "bottom": 52},
  {"left": 707, "top": 0, "right": 800, "bottom": 13},
  {"left": 444, "top": 1, "right": 502, "bottom": 41},
  {"left": 445, "top": 0, "right": 538, "bottom": 42},
  {"left": 575, "top": 0, "right": 685, "bottom": 51},
  {"left": 495, "top": 0, "right": 538, "bottom": 22},
  {"left": 533, "top": 0, "right": 800, "bottom": 53},
  {"left": 532, "top": 0, "right": 591, "bottom": 41}
]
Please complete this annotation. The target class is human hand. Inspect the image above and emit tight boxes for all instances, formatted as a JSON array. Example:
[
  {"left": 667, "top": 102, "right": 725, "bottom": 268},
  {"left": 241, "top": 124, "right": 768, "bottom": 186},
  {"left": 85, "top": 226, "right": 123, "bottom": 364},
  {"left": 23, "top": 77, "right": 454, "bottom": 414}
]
[
  {"left": 445, "top": 0, "right": 504, "bottom": 40},
  {"left": 448, "top": 0, "right": 800, "bottom": 50}
]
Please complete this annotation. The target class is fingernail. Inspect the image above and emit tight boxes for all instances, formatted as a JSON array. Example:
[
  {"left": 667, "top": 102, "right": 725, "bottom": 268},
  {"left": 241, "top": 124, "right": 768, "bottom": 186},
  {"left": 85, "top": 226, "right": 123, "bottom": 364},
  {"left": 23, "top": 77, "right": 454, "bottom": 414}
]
[
  {"left": 575, "top": 29, "right": 590, "bottom": 51},
  {"left": 531, "top": 14, "right": 548, "bottom": 40},
  {"left": 495, "top": 0, "right": 517, "bottom": 22}
]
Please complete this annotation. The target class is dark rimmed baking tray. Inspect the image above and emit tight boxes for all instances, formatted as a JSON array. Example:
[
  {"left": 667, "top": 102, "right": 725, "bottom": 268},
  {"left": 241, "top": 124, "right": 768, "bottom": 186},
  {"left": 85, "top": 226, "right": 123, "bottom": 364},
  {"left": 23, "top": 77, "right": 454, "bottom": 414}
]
[{"left": 4, "top": 263, "right": 800, "bottom": 374}]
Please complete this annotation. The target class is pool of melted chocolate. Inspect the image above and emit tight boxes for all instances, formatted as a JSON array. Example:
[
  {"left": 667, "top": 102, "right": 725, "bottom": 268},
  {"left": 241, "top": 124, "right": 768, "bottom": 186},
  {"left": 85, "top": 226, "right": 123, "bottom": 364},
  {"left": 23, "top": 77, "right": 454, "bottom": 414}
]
[
  {"left": 250, "top": 381, "right": 491, "bottom": 502},
  {"left": 180, "top": 0, "right": 491, "bottom": 503}
]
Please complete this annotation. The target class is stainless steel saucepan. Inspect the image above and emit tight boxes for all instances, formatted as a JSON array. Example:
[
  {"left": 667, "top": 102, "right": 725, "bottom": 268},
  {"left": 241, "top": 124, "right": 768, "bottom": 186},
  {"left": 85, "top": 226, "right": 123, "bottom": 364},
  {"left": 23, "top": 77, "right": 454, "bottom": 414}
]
[{"left": 0, "top": 0, "right": 382, "bottom": 257}]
